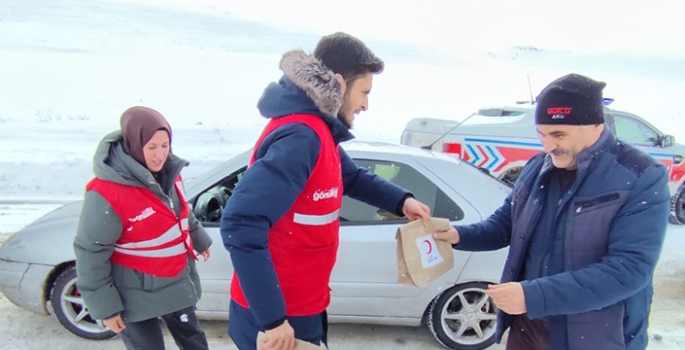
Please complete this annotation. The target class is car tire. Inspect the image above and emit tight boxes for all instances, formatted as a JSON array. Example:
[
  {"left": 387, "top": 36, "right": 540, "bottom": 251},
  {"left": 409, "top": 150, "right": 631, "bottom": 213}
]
[
  {"left": 51, "top": 266, "right": 116, "bottom": 340},
  {"left": 427, "top": 282, "right": 498, "bottom": 350},
  {"left": 669, "top": 184, "right": 685, "bottom": 225}
]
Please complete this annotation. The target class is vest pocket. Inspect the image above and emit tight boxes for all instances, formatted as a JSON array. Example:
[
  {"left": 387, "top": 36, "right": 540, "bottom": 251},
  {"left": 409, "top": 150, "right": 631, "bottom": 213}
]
[
  {"left": 572, "top": 192, "right": 622, "bottom": 216},
  {"left": 567, "top": 192, "right": 626, "bottom": 263},
  {"left": 288, "top": 245, "right": 337, "bottom": 285},
  {"left": 274, "top": 243, "right": 337, "bottom": 313}
]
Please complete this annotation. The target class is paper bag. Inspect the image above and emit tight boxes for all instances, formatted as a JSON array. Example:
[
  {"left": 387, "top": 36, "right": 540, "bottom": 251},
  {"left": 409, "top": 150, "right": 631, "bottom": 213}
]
[
  {"left": 257, "top": 331, "right": 327, "bottom": 350},
  {"left": 396, "top": 217, "right": 454, "bottom": 287}
]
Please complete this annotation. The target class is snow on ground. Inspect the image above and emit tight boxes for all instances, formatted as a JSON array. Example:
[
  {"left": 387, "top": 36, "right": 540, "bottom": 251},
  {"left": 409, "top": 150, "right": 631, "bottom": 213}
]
[
  {"left": 0, "top": 205, "right": 682, "bottom": 349},
  {"left": 649, "top": 225, "right": 685, "bottom": 348},
  {"left": 1, "top": 0, "right": 684, "bottom": 348}
]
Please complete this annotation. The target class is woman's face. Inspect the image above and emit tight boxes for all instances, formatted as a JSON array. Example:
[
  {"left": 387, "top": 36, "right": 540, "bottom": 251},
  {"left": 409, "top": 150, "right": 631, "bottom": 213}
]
[{"left": 143, "top": 130, "right": 170, "bottom": 172}]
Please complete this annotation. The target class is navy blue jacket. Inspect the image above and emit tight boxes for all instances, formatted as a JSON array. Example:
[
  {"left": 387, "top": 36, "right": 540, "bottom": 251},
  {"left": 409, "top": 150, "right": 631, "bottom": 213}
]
[
  {"left": 220, "top": 75, "right": 411, "bottom": 329},
  {"left": 455, "top": 129, "right": 669, "bottom": 350}
]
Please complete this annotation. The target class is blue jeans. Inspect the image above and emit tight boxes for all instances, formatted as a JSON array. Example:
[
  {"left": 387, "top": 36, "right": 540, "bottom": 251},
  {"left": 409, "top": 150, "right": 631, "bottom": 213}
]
[{"left": 228, "top": 300, "right": 328, "bottom": 349}]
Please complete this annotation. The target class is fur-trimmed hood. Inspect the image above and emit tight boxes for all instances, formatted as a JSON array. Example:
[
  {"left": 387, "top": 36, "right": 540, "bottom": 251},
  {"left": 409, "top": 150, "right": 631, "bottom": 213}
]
[
  {"left": 257, "top": 50, "right": 352, "bottom": 143},
  {"left": 278, "top": 50, "right": 343, "bottom": 117},
  {"left": 258, "top": 50, "right": 346, "bottom": 120}
]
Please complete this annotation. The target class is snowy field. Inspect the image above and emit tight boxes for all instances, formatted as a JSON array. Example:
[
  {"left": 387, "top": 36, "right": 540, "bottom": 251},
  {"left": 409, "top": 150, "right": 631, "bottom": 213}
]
[
  {"left": 2, "top": 0, "right": 685, "bottom": 200},
  {"left": 1, "top": 0, "right": 684, "bottom": 348}
]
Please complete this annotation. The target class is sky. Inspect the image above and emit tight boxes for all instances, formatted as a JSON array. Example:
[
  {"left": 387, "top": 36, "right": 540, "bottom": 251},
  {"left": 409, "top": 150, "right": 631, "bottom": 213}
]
[
  {"left": 131, "top": 0, "right": 685, "bottom": 56},
  {"left": 1, "top": 0, "right": 684, "bottom": 189}
]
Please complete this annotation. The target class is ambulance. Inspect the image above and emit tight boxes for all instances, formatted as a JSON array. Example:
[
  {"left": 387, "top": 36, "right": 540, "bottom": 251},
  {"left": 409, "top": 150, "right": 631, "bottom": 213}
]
[{"left": 400, "top": 102, "right": 685, "bottom": 224}]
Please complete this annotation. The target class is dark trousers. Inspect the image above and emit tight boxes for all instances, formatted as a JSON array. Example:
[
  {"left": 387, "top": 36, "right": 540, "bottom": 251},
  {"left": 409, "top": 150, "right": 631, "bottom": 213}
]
[
  {"left": 506, "top": 314, "right": 551, "bottom": 350},
  {"left": 119, "top": 305, "right": 209, "bottom": 350},
  {"left": 228, "top": 300, "right": 328, "bottom": 350}
]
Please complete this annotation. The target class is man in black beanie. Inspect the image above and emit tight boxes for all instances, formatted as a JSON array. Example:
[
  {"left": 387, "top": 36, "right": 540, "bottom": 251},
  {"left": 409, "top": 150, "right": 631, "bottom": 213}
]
[
  {"left": 434, "top": 74, "right": 670, "bottom": 350},
  {"left": 534, "top": 73, "right": 607, "bottom": 170}
]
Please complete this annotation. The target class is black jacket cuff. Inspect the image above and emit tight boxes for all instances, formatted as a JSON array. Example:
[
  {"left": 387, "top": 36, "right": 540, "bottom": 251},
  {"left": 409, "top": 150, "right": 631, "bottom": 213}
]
[
  {"left": 263, "top": 316, "right": 287, "bottom": 330},
  {"left": 396, "top": 193, "right": 415, "bottom": 217}
]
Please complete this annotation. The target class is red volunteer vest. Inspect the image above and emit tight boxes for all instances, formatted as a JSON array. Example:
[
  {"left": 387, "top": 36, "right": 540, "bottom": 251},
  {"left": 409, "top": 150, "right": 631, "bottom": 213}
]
[
  {"left": 86, "top": 175, "right": 197, "bottom": 277},
  {"left": 230, "top": 114, "right": 343, "bottom": 316}
]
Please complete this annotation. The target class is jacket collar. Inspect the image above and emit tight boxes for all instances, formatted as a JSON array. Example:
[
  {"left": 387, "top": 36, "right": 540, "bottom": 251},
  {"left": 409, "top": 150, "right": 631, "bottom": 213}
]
[{"left": 257, "top": 50, "right": 354, "bottom": 144}]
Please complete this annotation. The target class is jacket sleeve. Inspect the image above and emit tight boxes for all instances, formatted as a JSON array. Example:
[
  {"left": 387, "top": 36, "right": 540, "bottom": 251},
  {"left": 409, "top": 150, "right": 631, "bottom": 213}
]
[
  {"left": 73, "top": 191, "right": 125, "bottom": 320},
  {"left": 453, "top": 190, "right": 514, "bottom": 251},
  {"left": 339, "top": 146, "right": 411, "bottom": 216},
  {"left": 220, "top": 124, "right": 320, "bottom": 330},
  {"left": 522, "top": 165, "right": 669, "bottom": 319},
  {"left": 187, "top": 209, "right": 212, "bottom": 253},
  {"left": 453, "top": 154, "right": 544, "bottom": 251}
]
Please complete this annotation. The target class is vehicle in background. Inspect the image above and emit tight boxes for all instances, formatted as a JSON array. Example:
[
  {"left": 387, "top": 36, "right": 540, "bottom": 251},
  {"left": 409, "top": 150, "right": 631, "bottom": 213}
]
[{"left": 401, "top": 102, "right": 685, "bottom": 224}]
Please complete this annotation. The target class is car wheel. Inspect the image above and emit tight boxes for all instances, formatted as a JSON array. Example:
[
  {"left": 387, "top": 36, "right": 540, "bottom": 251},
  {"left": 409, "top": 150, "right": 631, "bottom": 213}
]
[
  {"left": 669, "top": 184, "right": 685, "bottom": 225},
  {"left": 51, "top": 266, "right": 116, "bottom": 340},
  {"left": 427, "top": 282, "right": 498, "bottom": 350}
]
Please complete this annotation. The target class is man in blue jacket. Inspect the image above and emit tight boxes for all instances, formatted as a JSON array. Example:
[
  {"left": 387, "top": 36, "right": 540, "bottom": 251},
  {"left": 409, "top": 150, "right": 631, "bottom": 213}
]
[
  {"left": 220, "top": 32, "right": 430, "bottom": 350},
  {"left": 434, "top": 73, "right": 669, "bottom": 350}
]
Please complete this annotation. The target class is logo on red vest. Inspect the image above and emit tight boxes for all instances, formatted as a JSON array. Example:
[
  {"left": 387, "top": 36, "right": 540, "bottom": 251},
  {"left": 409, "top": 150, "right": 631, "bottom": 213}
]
[
  {"left": 128, "top": 207, "right": 156, "bottom": 222},
  {"left": 313, "top": 187, "right": 339, "bottom": 201},
  {"left": 547, "top": 107, "right": 572, "bottom": 120}
]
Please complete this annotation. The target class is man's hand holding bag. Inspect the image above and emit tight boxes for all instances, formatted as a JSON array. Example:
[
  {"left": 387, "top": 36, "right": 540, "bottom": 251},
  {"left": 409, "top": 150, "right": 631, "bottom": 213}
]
[{"left": 396, "top": 217, "right": 454, "bottom": 287}]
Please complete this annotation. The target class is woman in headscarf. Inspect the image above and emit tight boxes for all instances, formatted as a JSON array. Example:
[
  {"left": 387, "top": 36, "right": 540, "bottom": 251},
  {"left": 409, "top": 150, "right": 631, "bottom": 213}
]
[{"left": 74, "top": 106, "right": 212, "bottom": 349}]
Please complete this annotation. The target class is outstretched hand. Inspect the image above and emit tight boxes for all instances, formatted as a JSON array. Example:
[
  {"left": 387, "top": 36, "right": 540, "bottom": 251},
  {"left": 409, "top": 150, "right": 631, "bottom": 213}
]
[
  {"left": 402, "top": 197, "right": 430, "bottom": 224},
  {"left": 432, "top": 226, "right": 460, "bottom": 244}
]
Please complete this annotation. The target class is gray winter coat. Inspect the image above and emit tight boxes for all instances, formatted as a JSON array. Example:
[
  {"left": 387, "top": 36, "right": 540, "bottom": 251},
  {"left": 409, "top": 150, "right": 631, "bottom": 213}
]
[{"left": 73, "top": 131, "right": 213, "bottom": 322}]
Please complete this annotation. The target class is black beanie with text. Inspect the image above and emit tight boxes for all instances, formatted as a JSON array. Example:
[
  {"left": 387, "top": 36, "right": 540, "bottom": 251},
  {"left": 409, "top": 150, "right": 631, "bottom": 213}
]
[{"left": 535, "top": 73, "right": 606, "bottom": 125}]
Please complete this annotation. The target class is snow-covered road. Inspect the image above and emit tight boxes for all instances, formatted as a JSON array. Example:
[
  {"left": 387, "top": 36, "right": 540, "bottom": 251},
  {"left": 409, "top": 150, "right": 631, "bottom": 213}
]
[{"left": 1, "top": 204, "right": 683, "bottom": 349}]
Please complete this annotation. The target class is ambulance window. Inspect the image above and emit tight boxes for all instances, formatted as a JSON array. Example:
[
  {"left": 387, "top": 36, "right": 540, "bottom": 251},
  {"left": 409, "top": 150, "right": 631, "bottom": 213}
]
[
  {"left": 614, "top": 115, "right": 659, "bottom": 146},
  {"left": 339, "top": 159, "right": 464, "bottom": 225}
]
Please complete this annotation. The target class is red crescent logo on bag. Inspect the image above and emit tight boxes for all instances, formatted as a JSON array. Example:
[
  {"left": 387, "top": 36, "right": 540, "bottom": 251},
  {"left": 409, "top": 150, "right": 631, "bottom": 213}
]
[{"left": 423, "top": 239, "right": 433, "bottom": 254}]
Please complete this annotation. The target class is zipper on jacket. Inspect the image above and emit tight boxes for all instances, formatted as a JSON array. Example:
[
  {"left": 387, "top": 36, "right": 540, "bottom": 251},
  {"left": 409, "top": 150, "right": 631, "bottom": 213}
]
[
  {"left": 155, "top": 182, "right": 199, "bottom": 300},
  {"left": 154, "top": 182, "right": 178, "bottom": 219},
  {"left": 187, "top": 264, "right": 199, "bottom": 301}
]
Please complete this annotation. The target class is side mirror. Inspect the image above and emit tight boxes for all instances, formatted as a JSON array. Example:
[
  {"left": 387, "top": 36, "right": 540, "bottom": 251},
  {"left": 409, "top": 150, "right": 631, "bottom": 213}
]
[{"left": 661, "top": 135, "right": 675, "bottom": 148}]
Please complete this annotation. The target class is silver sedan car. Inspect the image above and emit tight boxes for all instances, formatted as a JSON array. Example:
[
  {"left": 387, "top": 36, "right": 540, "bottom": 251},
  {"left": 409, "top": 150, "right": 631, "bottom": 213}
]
[{"left": 0, "top": 141, "right": 510, "bottom": 350}]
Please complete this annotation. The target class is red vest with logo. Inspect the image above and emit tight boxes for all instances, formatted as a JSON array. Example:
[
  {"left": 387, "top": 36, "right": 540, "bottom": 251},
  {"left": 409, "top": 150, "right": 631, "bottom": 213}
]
[
  {"left": 230, "top": 114, "right": 343, "bottom": 316},
  {"left": 86, "top": 175, "right": 197, "bottom": 277}
]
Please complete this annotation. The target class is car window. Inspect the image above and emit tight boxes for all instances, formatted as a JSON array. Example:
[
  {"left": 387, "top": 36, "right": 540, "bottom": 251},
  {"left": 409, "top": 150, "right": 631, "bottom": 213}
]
[
  {"left": 614, "top": 115, "right": 659, "bottom": 146},
  {"left": 192, "top": 166, "right": 246, "bottom": 226},
  {"left": 340, "top": 159, "right": 464, "bottom": 225},
  {"left": 194, "top": 159, "right": 465, "bottom": 226}
]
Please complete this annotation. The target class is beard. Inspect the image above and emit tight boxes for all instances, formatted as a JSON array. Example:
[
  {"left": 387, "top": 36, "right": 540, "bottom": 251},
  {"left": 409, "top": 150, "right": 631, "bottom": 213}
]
[{"left": 336, "top": 92, "right": 352, "bottom": 129}]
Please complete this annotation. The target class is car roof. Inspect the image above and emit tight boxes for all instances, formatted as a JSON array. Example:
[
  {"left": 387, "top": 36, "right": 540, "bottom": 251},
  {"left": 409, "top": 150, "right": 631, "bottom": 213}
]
[{"left": 185, "top": 139, "right": 472, "bottom": 193}]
